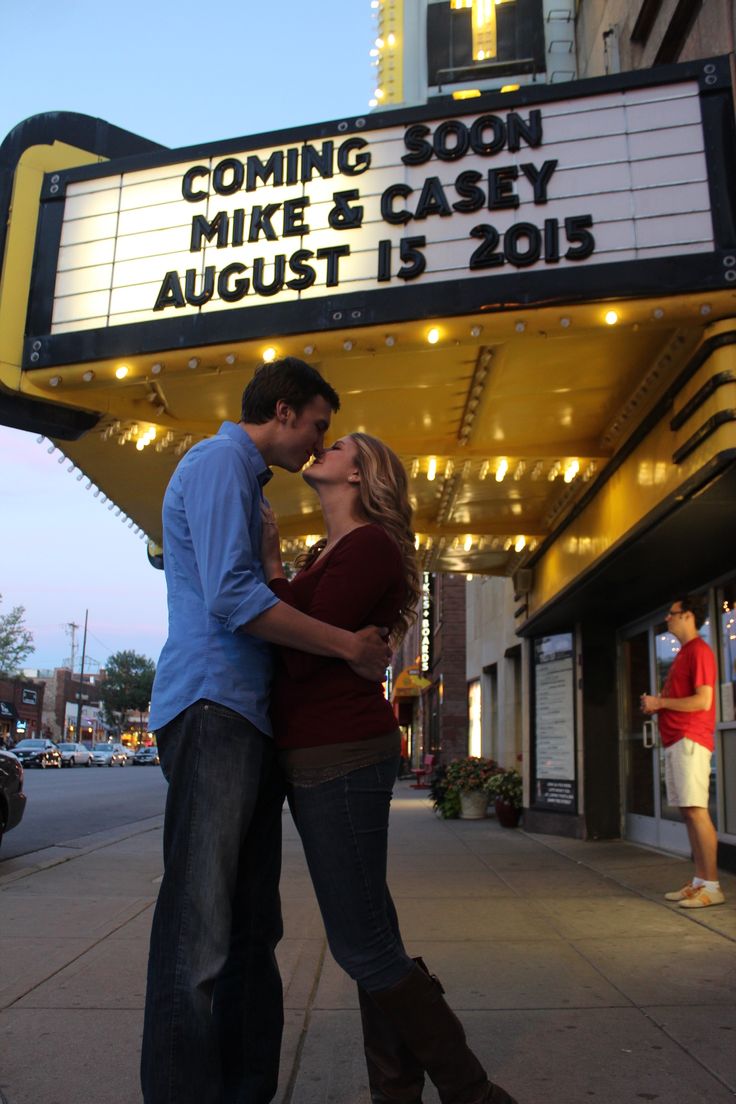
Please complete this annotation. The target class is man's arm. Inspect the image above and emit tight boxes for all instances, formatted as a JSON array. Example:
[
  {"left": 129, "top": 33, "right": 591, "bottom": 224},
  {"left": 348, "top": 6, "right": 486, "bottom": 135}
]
[
  {"left": 641, "top": 685, "right": 713, "bottom": 714},
  {"left": 243, "top": 602, "right": 390, "bottom": 682}
]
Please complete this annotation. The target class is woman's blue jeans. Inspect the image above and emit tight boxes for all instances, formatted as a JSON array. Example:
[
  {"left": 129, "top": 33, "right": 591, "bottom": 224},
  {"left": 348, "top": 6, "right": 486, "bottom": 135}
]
[
  {"left": 288, "top": 755, "right": 415, "bottom": 993},
  {"left": 141, "top": 700, "right": 285, "bottom": 1104}
]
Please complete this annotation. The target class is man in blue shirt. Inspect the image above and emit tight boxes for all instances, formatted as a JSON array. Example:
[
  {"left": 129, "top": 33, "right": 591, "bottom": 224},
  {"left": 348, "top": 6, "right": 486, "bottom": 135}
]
[{"left": 141, "top": 358, "right": 391, "bottom": 1104}]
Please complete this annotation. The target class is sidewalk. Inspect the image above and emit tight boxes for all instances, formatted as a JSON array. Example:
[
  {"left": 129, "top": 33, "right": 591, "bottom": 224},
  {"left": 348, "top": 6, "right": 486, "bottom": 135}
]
[{"left": 1, "top": 782, "right": 735, "bottom": 1104}]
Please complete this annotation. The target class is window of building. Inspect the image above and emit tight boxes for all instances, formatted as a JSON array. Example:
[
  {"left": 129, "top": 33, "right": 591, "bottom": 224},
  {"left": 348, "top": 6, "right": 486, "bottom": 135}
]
[{"left": 426, "top": 0, "right": 546, "bottom": 88}]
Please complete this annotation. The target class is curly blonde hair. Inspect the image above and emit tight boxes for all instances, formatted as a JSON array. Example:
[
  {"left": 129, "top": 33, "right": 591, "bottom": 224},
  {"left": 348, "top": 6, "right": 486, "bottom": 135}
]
[{"left": 296, "top": 432, "right": 420, "bottom": 642}]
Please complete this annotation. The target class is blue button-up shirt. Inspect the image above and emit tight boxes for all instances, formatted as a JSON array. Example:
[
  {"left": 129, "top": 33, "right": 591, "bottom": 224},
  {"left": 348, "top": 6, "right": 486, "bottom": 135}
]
[{"left": 149, "top": 421, "right": 279, "bottom": 735}]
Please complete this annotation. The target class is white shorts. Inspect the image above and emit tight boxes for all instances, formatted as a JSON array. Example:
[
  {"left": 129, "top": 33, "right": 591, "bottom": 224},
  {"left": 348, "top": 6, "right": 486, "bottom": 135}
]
[{"left": 664, "top": 739, "right": 712, "bottom": 808}]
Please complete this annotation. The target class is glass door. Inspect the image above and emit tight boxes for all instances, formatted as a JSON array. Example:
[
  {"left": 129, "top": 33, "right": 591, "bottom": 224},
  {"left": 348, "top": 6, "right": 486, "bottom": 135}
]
[{"left": 620, "top": 625, "right": 690, "bottom": 854}]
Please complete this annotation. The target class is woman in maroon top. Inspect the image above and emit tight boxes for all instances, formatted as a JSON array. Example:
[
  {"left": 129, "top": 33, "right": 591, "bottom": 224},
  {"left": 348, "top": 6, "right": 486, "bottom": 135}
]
[{"left": 262, "top": 433, "right": 517, "bottom": 1104}]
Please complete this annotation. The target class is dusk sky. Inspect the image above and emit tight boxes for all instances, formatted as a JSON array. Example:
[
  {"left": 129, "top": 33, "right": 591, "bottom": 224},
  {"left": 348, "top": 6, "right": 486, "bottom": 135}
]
[{"left": 1, "top": 0, "right": 374, "bottom": 671}]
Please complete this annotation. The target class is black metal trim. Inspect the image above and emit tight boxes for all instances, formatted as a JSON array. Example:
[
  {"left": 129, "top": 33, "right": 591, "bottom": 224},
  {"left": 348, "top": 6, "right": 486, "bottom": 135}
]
[
  {"left": 22, "top": 252, "right": 733, "bottom": 370},
  {"left": 671, "top": 409, "right": 736, "bottom": 464},
  {"left": 0, "top": 388, "right": 100, "bottom": 440},
  {"left": 526, "top": 329, "right": 736, "bottom": 571},
  {"left": 670, "top": 369, "right": 735, "bottom": 429}
]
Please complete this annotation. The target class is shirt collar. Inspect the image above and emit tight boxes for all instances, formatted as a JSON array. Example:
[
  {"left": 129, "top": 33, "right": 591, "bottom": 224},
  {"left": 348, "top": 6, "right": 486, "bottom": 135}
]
[{"left": 217, "top": 421, "right": 273, "bottom": 487}]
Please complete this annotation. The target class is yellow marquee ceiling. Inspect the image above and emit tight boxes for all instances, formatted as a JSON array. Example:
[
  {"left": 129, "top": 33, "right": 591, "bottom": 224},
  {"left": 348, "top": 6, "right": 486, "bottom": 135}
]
[{"left": 22, "top": 288, "right": 728, "bottom": 575}]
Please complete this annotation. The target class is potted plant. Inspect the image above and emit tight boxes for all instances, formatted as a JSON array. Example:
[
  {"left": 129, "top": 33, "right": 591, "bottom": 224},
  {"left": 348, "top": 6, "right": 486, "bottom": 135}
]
[
  {"left": 429, "top": 763, "right": 461, "bottom": 820},
  {"left": 444, "top": 756, "right": 499, "bottom": 819},
  {"left": 484, "top": 768, "right": 523, "bottom": 827}
]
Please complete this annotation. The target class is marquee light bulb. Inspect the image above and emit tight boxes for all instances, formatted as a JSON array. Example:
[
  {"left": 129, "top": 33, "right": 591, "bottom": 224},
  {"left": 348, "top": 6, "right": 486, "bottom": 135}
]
[
  {"left": 427, "top": 327, "right": 440, "bottom": 345},
  {"left": 495, "top": 459, "right": 508, "bottom": 482},
  {"left": 115, "top": 365, "right": 129, "bottom": 379},
  {"left": 604, "top": 310, "right": 619, "bottom": 326},
  {"left": 262, "top": 347, "right": 277, "bottom": 363},
  {"left": 426, "top": 457, "right": 437, "bottom": 482}
]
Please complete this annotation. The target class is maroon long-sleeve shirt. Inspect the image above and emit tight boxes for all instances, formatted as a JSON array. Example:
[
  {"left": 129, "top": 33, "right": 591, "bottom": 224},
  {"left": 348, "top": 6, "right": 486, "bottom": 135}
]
[{"left": 269, "top": 523, "right": 405, "bottom": 749}]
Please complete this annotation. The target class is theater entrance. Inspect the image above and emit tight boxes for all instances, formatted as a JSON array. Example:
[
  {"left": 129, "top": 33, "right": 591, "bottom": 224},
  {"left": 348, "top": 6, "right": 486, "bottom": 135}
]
[{"left": 619, "top": 621, "right": 692, "bottom": 855}]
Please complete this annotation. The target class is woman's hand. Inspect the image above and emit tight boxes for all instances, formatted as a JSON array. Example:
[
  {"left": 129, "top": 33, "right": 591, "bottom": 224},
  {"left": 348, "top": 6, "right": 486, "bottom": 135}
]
[{"left": 260, "top": 503, "right": 286, "bottom": 581}]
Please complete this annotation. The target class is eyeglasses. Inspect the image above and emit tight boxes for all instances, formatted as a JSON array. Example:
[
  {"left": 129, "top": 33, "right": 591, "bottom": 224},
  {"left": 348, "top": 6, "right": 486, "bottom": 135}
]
[{"left": 666, "top": 608, "right": 686, "bottom": 618}]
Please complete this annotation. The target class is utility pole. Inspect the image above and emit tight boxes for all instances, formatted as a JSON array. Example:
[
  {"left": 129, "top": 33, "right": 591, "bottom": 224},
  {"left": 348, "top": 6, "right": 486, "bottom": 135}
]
[{"left": 74, "top": 611, "right": 88, "bottom": 744}]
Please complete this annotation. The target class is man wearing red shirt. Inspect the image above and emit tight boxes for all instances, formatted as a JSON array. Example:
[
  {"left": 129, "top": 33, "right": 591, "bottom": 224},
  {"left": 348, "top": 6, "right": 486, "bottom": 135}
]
[{"left": 641, "top": 595, "right": 724, "bottom": 908}]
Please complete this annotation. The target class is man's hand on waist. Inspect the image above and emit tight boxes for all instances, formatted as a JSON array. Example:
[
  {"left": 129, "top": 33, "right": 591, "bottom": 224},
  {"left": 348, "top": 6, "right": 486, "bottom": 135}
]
[{"left": 347, "top": 626, "right": 392, "bottom": 681}]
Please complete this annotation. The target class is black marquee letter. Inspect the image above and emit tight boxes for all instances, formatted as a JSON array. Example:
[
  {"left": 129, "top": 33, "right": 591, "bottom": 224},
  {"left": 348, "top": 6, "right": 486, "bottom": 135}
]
[{"left": 153, "top": 271, "right": 186, "bottom": 310}]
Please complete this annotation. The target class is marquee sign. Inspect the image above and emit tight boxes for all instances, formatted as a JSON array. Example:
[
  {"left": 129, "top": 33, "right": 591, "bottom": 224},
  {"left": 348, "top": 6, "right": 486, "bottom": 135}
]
[{"left": 23, "top": 59, "right": 734, "bottom": 369}]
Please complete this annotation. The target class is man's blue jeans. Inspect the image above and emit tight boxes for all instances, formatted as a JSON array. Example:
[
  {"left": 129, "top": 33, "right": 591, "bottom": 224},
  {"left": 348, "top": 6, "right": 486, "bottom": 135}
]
[
  {"left": 288, "top": 755, "right": 414, "bottom": 993},
  {"left": 141, "top": 700, "right": 285, "bottom": 1104}
]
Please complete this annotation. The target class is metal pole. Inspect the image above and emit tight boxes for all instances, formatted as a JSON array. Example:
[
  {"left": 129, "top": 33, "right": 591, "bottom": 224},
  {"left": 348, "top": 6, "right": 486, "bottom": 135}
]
[{"left": 74, "top": 610, "right": 88, "bottom": 743}]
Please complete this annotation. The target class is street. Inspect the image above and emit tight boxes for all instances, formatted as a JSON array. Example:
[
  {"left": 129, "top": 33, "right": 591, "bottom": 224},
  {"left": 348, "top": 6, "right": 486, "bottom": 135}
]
[{"left": 0, "top": 763, "right": 167, "bottom": 861}]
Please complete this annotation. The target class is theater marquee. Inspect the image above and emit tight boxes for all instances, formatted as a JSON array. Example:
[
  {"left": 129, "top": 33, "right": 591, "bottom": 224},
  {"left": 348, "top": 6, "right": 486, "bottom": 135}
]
[{"left": 23, "top": 60, "right": 734, "bottom": 370}]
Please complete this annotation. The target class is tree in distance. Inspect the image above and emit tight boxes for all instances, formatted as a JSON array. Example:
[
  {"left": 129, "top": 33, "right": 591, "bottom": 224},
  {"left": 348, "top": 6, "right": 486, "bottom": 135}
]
[
  {"left": 0, "top": 595, "right": 34, "bottom": 677},
  {"left": 101, "top": 649, "right": 155, "bottom": 735}
]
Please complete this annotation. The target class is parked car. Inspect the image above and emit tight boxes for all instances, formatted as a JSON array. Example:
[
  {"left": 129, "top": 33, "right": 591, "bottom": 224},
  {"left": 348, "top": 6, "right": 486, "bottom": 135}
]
[
  {"left": 123, "top": 744, "right": 137, "bottom": 763},
  {"left": 133, "top": 746, "right": 160, "bottom": 766},
  {"left": 92, "top": 742, "right": 128, "bottom": 767},
  {"left": 13, "top": 738, "right": 62, "bottom": 769},
  {"left": 57, "top": 742, "right": 93, "bottom": 768},
  {"left": 0, "top": 748, "right": 26, "bottom": 848}
]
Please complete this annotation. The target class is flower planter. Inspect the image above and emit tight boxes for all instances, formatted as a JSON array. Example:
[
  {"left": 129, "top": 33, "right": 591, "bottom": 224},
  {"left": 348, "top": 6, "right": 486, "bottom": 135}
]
[
  {"left": 459, "top": 790, "right": 489, "bottom": 819},
  {"left": 494, "top": 798, "right": 521, "bottom": 828}
]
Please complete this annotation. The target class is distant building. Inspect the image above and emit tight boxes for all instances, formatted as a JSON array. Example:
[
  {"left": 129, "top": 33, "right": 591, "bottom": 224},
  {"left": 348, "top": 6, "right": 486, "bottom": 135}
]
[{"left": 0, "top": 676, "right": 45, "bottom": 746}]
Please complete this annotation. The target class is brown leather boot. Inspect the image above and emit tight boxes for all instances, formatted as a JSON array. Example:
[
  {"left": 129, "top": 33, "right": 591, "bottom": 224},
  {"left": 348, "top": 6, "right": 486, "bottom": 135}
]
[
  {"left": 358, "top": 983, "right": 425, "bottom": 1103},
  {"left": 369, "top": 962, "right": 518, "bottom": 1104}
]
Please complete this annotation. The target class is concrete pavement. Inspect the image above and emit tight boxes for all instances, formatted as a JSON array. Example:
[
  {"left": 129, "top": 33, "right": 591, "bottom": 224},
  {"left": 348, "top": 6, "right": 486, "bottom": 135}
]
[{"left": 1, "top": 782, "right": 735, "bottom": 1103}]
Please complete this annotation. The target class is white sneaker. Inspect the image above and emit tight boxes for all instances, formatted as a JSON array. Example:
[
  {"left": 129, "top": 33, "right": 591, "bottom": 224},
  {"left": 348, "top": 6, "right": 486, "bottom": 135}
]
[{"left": 678, "top": 886, "right": 725, "bottom": 909}]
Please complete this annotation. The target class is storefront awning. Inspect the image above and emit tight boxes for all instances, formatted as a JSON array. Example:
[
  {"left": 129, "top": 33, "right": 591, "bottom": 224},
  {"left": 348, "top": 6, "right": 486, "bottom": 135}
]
[
  {"left": 391, "top": 668, "right": 432, "bottom": 702},
  {"left": 0, "top": 700, "right": 18, "bottom": 721}
]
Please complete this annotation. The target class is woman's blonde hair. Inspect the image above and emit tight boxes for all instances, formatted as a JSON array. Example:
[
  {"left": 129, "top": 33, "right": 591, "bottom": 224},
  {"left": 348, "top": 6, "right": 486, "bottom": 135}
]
[{"left": 297, "top": 433, "right": 420, "bottom": 642}]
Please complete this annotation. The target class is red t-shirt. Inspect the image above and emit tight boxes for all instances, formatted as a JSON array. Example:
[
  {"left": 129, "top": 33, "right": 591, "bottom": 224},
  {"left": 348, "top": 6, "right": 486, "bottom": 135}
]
[
  {"left": 268, "top": 524, "right": 406, "bottom": 749},
  {"left": 658, "top": 636, "right": 716, "bottom": 751}
]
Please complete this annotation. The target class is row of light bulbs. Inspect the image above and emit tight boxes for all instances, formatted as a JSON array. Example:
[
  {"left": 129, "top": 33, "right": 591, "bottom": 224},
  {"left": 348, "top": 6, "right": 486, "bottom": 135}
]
[
  {"left": 411, "top": 456, "right": 594, "bottom": 484},
  {"left": 281, "top": 532, "right": 534, "bottom": 556},
  {"left": 36, "top": 436, "right": 149, "bottom": 541},
  {"left": 42, "top": 301, "right": 716, "bottom": 389}
]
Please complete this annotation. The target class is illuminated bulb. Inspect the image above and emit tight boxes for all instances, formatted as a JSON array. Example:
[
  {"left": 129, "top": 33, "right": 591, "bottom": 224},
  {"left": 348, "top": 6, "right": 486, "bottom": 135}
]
[
  {"left": 410, "top": 458, "right": 419, "bottom": 478},
  {"left": 375, "top": 89, "right": 385, "bottom": 99},
  {"left": 479, "top": 460, "right": 490, "bottom": 480},
  {"left": 501, "top": 84, "right": 521, "bottom": 93},
  {"left": 464, "top": 535, "right": 473, "bottom": 552},
  {"left": 426, "top": 457, "right": 437, "bottom": 482},
  {"left": 115, "top": 365, "right": 129, "bottom": 379},
  {"left": 604, "top": 310, "right": 619, "bottom": 326},
  {"left": 387, "top": 32, "right": 396, "bottom": 45},
  {"left": 82, "top": 370, "right": 95, "bottom": 382},
  {"left": 495, "top": 459, "right": 508, "bottom": 482},
  {"left": 369, "top": 98, "right": 378, "bottom": 108},
  {"left": 444, "top": 460, "right": 454, "bottom": 479},
  {"left": 369, "top": 48, "right": 379, "bottom": 57},
  {"left": 564, "top": 459, "right": 580, "bottom": 483},
  {"left": 136, "top": 440, "right": 145, "bottom": 451},
  {"left": 375, "top": 36, "right": 384, "bottom": 47},
  {"left": 427, "top": 327, "right": 440, "bottom": 345},
  {"left": 514, "top": 535, "right": 526, "bottom": 553},
  {"left": 262, "top": 347, "right": 276, "bottom": 363}
]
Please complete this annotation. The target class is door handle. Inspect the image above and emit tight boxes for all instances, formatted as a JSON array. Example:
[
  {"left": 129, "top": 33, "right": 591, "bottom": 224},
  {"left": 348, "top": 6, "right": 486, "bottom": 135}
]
[{"left": 642, "top": 720, "right": 655, "bottom": 749}]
